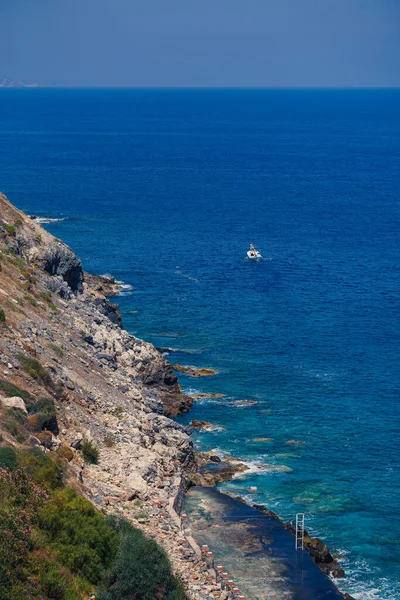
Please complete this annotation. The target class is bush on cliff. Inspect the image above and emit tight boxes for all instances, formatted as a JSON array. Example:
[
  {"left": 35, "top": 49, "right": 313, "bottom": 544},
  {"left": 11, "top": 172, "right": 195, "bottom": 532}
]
[
  {"left": 0, "top": 379, "right": 31, "bottom": 401},
  {"left": 28, "top": 396, "right": 58, "bottom": 432},
  {"left": 19, "top": 447, "right": 65, "bottom": 490},
  {"left": 0, "top": 465, "right": 49, "bottom": 600},
  {"left": 18, "top": 353, "right": 50, "bottom": 381},
  {"left": 0, "top": 307, "right": 5, "bottom": 323},
  {"left": 0, "top": 446, "right": 18, "bottom": 469},
  {"left": 81, "top": 439, "right": 99, "bottom": 464},
  {"left": 5, "top": 224, "right": 16, "bottom": 236},
  {"left": 97, "top": 518, "right": 186, "bottom": 600},
  {"left": 0, "top": 442, "right": 186, "bottom": 600},
  {"left": 39, "top": 487, "right": 119, "bottom": 584}
]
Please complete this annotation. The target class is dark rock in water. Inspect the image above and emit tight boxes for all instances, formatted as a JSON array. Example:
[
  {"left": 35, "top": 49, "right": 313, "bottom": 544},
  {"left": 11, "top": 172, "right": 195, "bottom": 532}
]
[
  {"left": 83, "top": 272, "right": 122, "bottom": 297},
  {"left": 191, "top": 419, "right": 212, "bottom": 429},
  {"left": 193, "top": 458, "right": 248, "bottom": 485},
  {"left": 209, "top": 455, "right": 221, "bottom": 463},
  {"left": 172, "top": 364, "right": 218, "bottom": 378},
  {"left": 253, "top": 504, "right": 281, "bottom": 521},
  {"left": 286, "top": 521, "right": 345, "bottom": 579},
  {"left": 161, "top": 391, "right": 194, "bottom": 417}
]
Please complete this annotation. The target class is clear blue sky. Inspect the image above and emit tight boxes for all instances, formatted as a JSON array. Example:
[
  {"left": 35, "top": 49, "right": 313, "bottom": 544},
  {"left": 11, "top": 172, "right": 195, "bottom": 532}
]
[{"left": 1, "top": 0, "right": 399, "bottom": 87}]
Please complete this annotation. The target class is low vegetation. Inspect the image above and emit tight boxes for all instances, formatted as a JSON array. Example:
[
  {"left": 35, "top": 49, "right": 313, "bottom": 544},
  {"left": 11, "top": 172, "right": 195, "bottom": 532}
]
[
  {"left": 27, "top": 396, "right": 58, "bottom": 433},
  {"left": 0, "top": 307, "right": 5, "bottom": 323},
  {"left": 0, "top": 379, "right": 31, "bottom": 401},
  {"left": 0, "top": 443, "right": 186, "bottom": 600},
  {"left": 49, "top": 343, "right": 64, "bottom": 358},
  {"left": 81, "top": 439, "right": 99, "bottom": 464},
  {"left": 18, "top": 353, "right": 50, "bottom": 381},
  {"left": 4, "top": 223, "right": 16, "bottom": 236},
  {"left": 97, "top": 518, "right": 186, "bottom": 600}
]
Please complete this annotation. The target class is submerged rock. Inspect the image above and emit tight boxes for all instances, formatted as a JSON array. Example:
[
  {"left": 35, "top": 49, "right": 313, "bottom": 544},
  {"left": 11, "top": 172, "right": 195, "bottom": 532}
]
[{"left": 172, "top": 364, "right": 218, "bottom": 377}]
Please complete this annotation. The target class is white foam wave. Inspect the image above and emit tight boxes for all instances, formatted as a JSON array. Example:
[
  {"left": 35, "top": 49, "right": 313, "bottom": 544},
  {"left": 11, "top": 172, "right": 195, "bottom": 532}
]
[
  {"left": 114, "top": 280, "right": 134, "bottom": 296},
  {"left": 194, "top": 423, "right": 226, "bottom": 433},
  {"left": 232, "top": 458, "right": 293, "bottom": 479},
  {"left": 35, "top": 217, "right": 66, "bottom": 224},
  {"left": 175, "top": 269, "right": 200, "bottom": 284},
  {"left": 339, "top": 556, "right": 397, "bottom": 600}
]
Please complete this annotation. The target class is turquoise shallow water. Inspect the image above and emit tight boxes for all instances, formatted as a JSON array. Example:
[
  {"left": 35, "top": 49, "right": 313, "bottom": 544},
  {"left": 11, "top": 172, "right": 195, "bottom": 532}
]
[{"left": 0, "top": 88, "right": 399, "bottom": 599}]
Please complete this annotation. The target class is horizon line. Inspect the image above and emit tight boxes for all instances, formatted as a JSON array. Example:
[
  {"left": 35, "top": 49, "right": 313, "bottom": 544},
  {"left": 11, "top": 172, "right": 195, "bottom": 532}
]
[{"left": 1, "top": 84, "right": 400, "bottom": 91}]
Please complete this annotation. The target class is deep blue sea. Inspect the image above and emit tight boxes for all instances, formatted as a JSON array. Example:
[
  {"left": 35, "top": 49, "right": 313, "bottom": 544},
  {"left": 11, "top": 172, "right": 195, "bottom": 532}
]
[{"left": 0, "top": 89, "right": 399, "bottom": 599}]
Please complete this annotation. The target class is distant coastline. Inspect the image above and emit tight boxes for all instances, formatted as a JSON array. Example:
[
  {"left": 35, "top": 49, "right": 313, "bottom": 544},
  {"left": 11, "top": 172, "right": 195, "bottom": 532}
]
[{"left": 0, "top": 77, "right": 40, "bottom": 88}]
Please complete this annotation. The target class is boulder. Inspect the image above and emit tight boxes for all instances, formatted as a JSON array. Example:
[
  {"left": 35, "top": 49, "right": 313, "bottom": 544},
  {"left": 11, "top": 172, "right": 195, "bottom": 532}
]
[
  {"left": 70, "top": 434, "right": 83, "bottom": 450},
  {"left": 0, "top": 395, "right": 27, "bottom": 414}
]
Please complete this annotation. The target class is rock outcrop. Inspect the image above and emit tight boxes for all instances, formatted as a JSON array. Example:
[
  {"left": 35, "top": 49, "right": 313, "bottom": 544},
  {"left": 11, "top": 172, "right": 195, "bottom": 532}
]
[
  {"left": 285, "top": 521, "right": 345, "bottom": 579},
  {"left": 0, "top": 192, "right": 195, "bottom": 505}
]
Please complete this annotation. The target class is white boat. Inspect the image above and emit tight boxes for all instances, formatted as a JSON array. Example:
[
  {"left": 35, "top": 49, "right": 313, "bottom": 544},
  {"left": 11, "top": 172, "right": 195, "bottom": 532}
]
[{"left": 247, "top": 242, "right": 262, "bottom": 260}]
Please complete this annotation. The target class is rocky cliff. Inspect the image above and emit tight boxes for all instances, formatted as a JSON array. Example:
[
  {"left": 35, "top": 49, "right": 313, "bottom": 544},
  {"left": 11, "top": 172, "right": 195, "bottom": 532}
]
[
  {"left": 0, "top": 192, "right": 195, "bottom": 502},
  {"left": 0, "top": 192, "right": 352, "bottom": 600}
]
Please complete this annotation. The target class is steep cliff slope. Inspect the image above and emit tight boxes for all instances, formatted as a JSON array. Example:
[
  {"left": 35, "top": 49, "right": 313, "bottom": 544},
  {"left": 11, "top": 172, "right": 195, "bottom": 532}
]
[{"left": 0, "top": 192, "right": 194, "bottom": 504}]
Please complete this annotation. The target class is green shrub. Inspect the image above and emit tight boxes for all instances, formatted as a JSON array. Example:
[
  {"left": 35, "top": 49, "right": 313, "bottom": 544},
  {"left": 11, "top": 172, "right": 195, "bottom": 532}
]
[
  {"left": 81, "top": 440, "right": 99, "bottom": 465},
  {"left": 8, "top": 256, "right": 25, "bottom": 270},
  {"left": 4, "top": 419, "right": 25, "bottom": 443},
  {"left": 0, "top": 447, "right": 18, "bottom": 469},
  {"left": 49, "top": 343, "right": 64, "bottom": 358},
  {"left": 39, "top": 561, "right": 66, "bottom": 600},
  {"left": 8, "top": 407, "right": 27, "bottom": 423},
  {"left": 5, "top": 224, "right": 16, "bottom": 236},
  {"left": 56, "top": 445, "right": 74, "bottom": 462},
  {"left": 97, "top": 518, "right": 186, "bottom": 600},
  {"left": 39, "top": 487, "right": 119, "bottom": 584},
  {"left": 36, "top": 430, "right": 53, "bottom": 449},
  {"left": 0, "top": 308, "right": 5, "bottom": 323},
  {"left": 112, "top": 406, "right": 124, "bottom": 419},
  {"left": 28, "top": 397, "right": 57, "bottom": 431},
  {"left": 0, "top": 466, "right": 49, "bottom": 599},
  {"left": 0, "top": 380, "right": 31, "bottom": 401},
  {"left": 19, "top": 448, "right": 65, "bottom": 490},
  {"left": 24, "top": 294, "right": 38, "bottom": 307},
  {"left": 18, "top": 354, "right": 49, "bottom": 380}
]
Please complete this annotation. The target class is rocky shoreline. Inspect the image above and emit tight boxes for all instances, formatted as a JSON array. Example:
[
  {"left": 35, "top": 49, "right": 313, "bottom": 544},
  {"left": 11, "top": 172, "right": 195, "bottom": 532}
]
[{"left": 0, "top": 192, "right": 353, "bottom": 600}]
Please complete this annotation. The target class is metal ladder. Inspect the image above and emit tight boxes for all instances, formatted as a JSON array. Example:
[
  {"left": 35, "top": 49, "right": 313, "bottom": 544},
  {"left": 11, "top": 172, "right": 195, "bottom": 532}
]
[{"left": 295, "top": 513, "right": 305, "bottom": 551}]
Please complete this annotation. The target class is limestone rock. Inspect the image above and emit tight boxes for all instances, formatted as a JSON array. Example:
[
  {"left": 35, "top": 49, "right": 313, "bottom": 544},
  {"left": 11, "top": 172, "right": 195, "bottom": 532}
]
[{"left": 0, "top": 395, "right": 27, "bottom": 413}]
